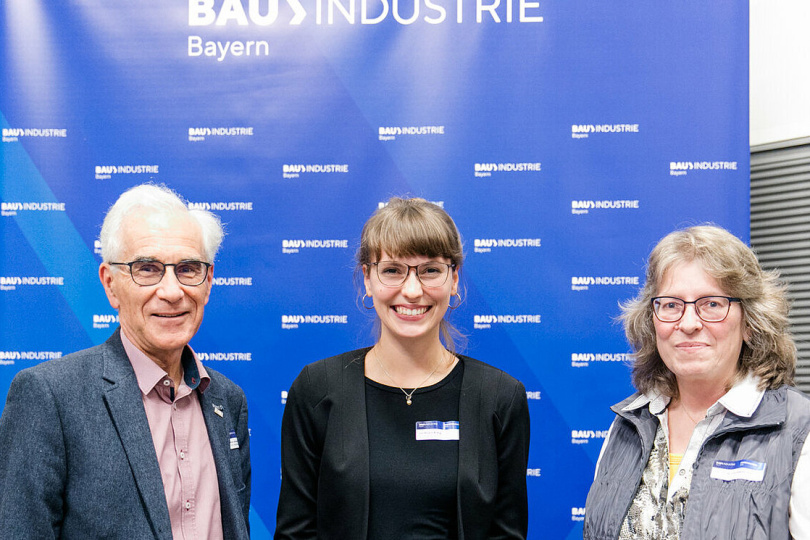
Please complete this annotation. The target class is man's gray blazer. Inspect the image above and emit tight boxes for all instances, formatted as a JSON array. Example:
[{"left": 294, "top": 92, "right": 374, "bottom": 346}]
[{"left": 0, "top": 329, "right": 251, "bottom": 539}]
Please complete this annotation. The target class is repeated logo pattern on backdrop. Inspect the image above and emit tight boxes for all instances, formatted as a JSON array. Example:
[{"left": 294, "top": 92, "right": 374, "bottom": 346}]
[{"left": 1, "top": 1, "right": 748, "bottom": 538}]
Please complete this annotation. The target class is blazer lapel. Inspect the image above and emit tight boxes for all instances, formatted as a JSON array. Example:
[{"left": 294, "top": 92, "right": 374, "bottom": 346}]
[
  {"left": 340, "top": 349, "right": 372, "bottom": 538},
  {"left": 101, "top": 332, "right": 172, "bottom": 540},
  {"left": 199, "top": 383, "right": 228, "bottom": 472},
  {"left": 200, "top": 383, "right": 249, "bottom": 539},
  {"left": 457, "top": 356, "right": 482, "bottom": 540}
]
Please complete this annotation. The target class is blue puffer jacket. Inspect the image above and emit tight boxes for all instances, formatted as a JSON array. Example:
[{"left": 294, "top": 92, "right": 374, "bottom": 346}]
[{"left": 584, "top": 385, "right": 810, "bottom": 540}]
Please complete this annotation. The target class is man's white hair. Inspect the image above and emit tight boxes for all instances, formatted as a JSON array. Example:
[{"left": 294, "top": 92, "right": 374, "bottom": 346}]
[{"left": 99, "top": 183, "right": 224, "bottom": 263}]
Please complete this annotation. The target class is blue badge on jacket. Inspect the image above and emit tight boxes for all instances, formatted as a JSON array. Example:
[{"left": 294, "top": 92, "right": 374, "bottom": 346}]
[{"left": 710, "top": 459, "right": 766, "bottom": 482}]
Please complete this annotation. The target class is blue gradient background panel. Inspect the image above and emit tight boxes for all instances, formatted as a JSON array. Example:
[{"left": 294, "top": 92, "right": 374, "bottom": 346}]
[{"left": 1, "top": 1, "right": 748, "bottom": 537}]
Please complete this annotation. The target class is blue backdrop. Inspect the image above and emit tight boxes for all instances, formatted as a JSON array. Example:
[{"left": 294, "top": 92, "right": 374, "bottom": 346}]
[{"left": 1, "top": 1, "right": 749, "bottom": 537}]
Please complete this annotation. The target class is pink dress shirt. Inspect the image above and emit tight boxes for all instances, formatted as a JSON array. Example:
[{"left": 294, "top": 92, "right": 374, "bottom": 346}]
[{"left": 121, "top": 332, "right": 224, "bottom": 540}]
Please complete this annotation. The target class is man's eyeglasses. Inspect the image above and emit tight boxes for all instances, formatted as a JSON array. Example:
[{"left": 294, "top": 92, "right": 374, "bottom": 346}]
[
  {"left": 372, "top": 261, "right": 455, "bottom": 288},
  {"left": 651, "top": 296, "right": 741, "bottom": 323},
  {"left": 109, "top": 260, "right": 211, "bottom": 287}
]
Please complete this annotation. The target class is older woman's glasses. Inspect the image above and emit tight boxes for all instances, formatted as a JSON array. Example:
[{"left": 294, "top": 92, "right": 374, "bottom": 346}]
[
  {"left": 109, "top": 260, "right": 211, "bottom": 286},
  {"left": 372, "top": 261, "right": 455, "bottom": 288},
  {"left": 652, "top": 296, "right": 741, "bottom": 323}
]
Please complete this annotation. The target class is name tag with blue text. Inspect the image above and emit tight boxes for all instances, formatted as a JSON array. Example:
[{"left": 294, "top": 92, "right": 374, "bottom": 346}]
[
  {"left": 710, "top": 459, "right": 766, "bottom": 482},
  {"left": 415, "top": 421, "right": 459, "bottom": 441}
]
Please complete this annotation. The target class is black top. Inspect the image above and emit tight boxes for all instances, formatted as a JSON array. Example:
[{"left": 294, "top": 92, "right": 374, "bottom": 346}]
[
  {"left": 365, "top": 360, "right": 464, "bottom": 540},
  {"left": 275, "top": 348, "right": 530, "bottom": 540}
]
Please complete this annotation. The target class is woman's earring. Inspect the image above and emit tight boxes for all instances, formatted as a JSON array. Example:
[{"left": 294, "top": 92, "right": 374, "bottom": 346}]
[
  {"left": 449, "top": 293, "right": 462, "bottom": 310},
  {"left": 362, "top": 294, "right": 374, "bottom": 310}
]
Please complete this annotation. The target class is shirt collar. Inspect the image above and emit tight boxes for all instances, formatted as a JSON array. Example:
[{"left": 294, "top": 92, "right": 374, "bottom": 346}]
[
  {"left": 622, "top": 390, "right": 670, "bottom": 415},
  {"left": 120, "top": 331, "right": 210, "bottom": 395},
  {"left": 716, "top": 372, "right": 764, "bottom": 417},
  {"left": 621, "top": 373, "right": 764, "bottom": 418}
]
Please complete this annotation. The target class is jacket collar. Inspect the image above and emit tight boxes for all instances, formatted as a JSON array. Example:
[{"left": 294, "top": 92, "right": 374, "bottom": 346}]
[
  {"left": 613, "top": 375, "right": 785, "bottom": 434},
  {"left": 101, "top": 329, "right": 173, "bottom": 540}
]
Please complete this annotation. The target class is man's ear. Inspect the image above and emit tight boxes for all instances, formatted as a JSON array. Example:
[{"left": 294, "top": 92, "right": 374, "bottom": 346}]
[
  {"left": 99, "top": 263, "right": 121, "bottom": 310},
  {"left": 202, "top": 263, "right": 213, "bottom": 306}
]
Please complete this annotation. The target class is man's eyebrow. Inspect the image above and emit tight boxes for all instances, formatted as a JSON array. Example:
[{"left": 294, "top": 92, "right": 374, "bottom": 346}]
[{"left": 129, "top": 257, "right": 207, "bottom": 263}]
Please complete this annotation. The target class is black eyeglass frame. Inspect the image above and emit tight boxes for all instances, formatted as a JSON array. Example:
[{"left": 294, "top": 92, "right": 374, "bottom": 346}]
[
  {"left": 651, "top": 295, "right": 742, "bottom": 323},
  {"left": 109, "top": 260, "right": 212, "bottom": 287},
  {"left": 370, "top": 261, "right": 457, "bottom": 288}
]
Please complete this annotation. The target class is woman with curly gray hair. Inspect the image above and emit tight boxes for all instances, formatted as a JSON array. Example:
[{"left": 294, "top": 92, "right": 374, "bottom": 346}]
[{"left": 584, "top": 225, "right": 810, "bottom": 540}]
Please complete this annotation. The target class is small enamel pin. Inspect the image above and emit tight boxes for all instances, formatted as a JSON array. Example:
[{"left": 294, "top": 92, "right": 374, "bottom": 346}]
[{"left": 213, "top": 404, "right": 224, "bottom": 417}]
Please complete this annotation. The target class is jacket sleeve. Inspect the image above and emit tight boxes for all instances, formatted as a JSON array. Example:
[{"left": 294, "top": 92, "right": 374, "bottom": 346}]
[
  {"left": 0, "top": 369, "right": 66, "bottom": 538},
  {"left": 489, "top": 380, "right": 531, "bottom": 539},
  {"left": 274, "top": 366, "right": 323, "bottom": 540}
]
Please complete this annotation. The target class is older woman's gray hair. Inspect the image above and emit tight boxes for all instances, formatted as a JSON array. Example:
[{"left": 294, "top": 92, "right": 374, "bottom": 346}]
[{"left": 620, "top": 225, "right": 796, "bottom": 398}]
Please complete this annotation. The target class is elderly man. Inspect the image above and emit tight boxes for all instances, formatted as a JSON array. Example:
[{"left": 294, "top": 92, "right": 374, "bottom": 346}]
[{"left": 0, "top": 184, "right": 250, "bottom": 539}]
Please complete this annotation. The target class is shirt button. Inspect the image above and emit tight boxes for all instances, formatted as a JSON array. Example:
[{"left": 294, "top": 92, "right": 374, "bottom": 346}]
[
  {"left": 163, "top": 380, "right": 171, "bottom": 386},
  {"left": 180, "top": 451, "right": 185, "bottom": 459},
  {"left": 185, "top": 501, "right": 192, "bottom": 510},
  {"left": 679, "top": 469, "right": 686, "bottom": 476}
]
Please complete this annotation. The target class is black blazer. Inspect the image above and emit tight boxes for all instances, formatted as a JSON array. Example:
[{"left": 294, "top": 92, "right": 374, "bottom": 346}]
[{"left": 275, "top": 348, "right": 530, "bottom": 539}]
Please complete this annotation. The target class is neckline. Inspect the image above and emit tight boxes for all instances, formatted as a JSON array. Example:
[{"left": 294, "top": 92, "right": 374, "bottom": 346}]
[{"left": 365, "top": 356, "right": 463, "bottom": 394}]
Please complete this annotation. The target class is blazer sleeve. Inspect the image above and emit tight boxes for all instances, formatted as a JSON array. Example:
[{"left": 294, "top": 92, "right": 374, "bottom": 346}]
[
  {"left": 275, "top": 365, "right": 324, "bottom": 540},
  {"left": 490, "top": 380, "right": 531, "bottom": 539},
  {"left": 0, "top": 368, "right": 66, "bottom": 539}
]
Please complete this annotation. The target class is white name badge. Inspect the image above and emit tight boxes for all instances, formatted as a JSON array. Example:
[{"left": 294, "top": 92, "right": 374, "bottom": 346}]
[
  {"left": 415, "top": 421, "right": 460, "bottom": 441},
  {"left": 710, "top": 459, "right": 766, "bottom": 482}
]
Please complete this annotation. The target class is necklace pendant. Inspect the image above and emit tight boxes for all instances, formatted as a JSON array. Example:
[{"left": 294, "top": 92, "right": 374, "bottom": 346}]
[{"left": 406, "top": 397, "right": 412, "bottom": 405}]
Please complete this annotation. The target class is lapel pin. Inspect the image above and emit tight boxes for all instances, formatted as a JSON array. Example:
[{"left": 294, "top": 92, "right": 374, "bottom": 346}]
[{"left": 213, "top": 404, "right": 224, "bottom": 417}]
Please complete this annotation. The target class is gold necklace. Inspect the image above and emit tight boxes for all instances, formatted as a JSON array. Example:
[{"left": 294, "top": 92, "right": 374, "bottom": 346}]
[
  {"left": 372, "top": 346, "right": 444, "bottom": 406},
  {"left": 677, "top": 401, "right": 704, "bottom": 425}
]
